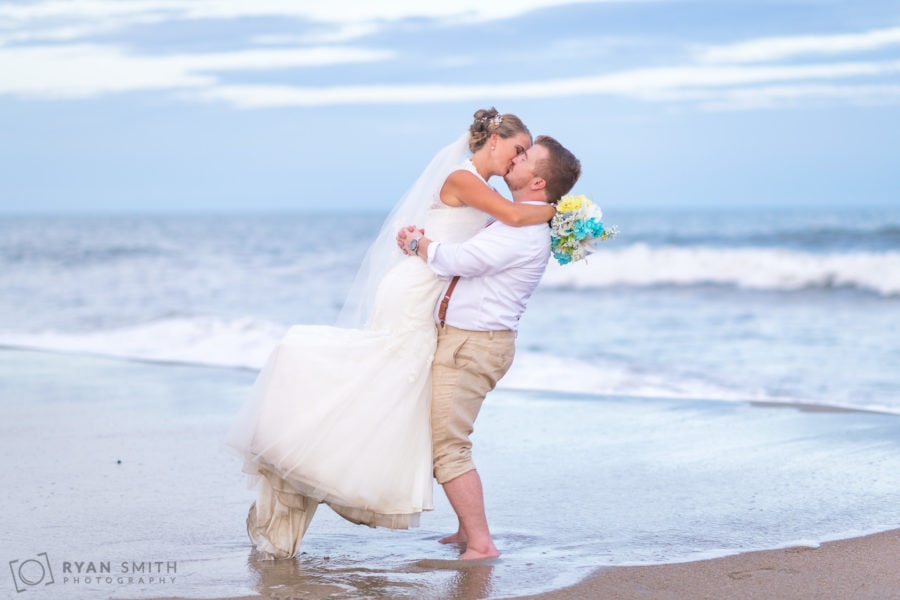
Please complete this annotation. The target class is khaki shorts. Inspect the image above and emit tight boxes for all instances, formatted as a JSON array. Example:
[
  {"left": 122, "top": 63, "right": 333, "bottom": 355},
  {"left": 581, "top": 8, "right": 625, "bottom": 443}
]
[{"left": 431, "top": 324, "right": 516, "bottom": 484}]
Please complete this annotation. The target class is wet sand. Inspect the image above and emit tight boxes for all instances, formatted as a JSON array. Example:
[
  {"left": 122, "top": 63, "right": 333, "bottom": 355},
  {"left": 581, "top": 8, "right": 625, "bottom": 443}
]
[
  {"left": 4, "top": 348, "right": 899, "bottom": 600},
  {"left": 144, "top": 529, "right": 900, "bottom": 600},
  {"left": 518, "top": 529, "right": 900, "bottom": 600}
]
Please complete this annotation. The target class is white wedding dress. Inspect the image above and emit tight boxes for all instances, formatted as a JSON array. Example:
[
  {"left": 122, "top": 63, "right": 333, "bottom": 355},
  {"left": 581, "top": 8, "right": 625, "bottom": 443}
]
[{"left": 226, "top": 159, "right": 490, "bottom": 559}]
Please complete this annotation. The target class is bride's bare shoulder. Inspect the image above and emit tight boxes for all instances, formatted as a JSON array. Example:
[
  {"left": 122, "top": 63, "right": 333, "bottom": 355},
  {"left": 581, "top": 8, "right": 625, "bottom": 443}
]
[{"left": 439, "top": 169, "right": 484, "bottom": 207}]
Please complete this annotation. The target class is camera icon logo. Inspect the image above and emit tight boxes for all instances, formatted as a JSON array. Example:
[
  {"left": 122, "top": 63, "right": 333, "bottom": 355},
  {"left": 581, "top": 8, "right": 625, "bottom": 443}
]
[{"left": 9, "top": 553, "right": 55, "bottom": 593}]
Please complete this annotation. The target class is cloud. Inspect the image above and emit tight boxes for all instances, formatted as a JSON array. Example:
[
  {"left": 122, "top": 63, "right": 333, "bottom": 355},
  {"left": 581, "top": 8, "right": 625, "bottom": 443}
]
[
  {"left": 2, "top": 2, "right": 898, "bottom": 111},
  {"left": 697, "top": 84, "right": 900, "bottom": 111},
  {"left": 0, "top": 0, "right": 612, "bottom": 45},
  {"left": 0, "top": 0, "right": 609, "bottom": 23},
  {"left": 696, "top": 26, "right": 900, "bottom": 64},
  {"left": 251, "top": 24, "right": 381, "bottom": 46},
  {"left": 186, "top": 60, "right": 900, "bottom": 108},
  {"left": 0, "top": 44, "right": 393, "bottom": 99},
  {"left": 628, "top": 83, "right": 900, "bottom": 111},
  {"left": 3, "top": 30, "right": 898, "bottom": 109},
  {"left": 0, "top": 45, "right": 209, "bottom": 98}
]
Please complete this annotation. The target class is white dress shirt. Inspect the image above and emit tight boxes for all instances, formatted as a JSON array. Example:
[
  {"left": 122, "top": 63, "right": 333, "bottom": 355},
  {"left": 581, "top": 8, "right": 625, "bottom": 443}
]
[{"left": 425, "top": 203, "right": 551, "bottom": 331}]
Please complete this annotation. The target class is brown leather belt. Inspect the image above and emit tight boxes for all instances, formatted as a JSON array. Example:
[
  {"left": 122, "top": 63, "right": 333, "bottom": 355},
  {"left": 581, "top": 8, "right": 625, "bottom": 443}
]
[{"left": 437, "top": 275, "right": 460, "bottom": 327}]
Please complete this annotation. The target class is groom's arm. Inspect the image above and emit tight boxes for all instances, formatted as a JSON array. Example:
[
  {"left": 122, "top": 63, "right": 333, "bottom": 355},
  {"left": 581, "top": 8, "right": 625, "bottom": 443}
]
[{"left": 398, "top": 225, "right": 524, "bottom": 278}]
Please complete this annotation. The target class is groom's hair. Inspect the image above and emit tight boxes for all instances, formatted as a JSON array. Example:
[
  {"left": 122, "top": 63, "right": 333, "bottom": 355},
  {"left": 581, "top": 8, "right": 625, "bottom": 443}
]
[{"left": 533, "top": 135, "right": 581, "bottom": 205}]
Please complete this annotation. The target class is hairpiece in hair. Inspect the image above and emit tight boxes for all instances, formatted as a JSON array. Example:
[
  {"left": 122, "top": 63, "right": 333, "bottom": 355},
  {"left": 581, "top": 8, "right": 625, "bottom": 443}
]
[{"left": 480, "top": 114, "right": 503, "bottom": 129}]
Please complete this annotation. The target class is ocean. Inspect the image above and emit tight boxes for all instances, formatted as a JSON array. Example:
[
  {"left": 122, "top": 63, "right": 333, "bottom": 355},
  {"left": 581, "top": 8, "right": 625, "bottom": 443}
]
[
  {"left": 2, "top": 208, "right": 899, "bottom": 599},
  {"left": 2, "top": 207, "right": 899, "bottom": 413}
]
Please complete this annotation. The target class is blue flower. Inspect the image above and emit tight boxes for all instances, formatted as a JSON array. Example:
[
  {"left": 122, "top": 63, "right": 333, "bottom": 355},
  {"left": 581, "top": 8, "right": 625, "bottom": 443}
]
[
  {"left": 573, "top": 220, "right": 589, "bottom": 240},
  {"left": 585, "top": 218, "right": 605, "bottom": 237},
  {"left": 552, "top": 249, "right": 571, "bottom": 265},
  {"left": 548, "top": 198, "right": 616, "bottom": 264}
]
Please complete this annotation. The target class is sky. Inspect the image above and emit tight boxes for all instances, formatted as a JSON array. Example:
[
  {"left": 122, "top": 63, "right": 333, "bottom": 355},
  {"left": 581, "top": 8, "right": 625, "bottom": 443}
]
[{"left": 1, "top": 0, "right": 898, "bottom": 214}]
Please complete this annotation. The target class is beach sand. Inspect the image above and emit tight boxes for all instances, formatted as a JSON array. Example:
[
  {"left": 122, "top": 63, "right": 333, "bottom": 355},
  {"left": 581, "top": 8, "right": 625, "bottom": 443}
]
[
  {"left": 517, "top": 529, "right": 900, "bottom": 600},
  {"left": 144, "top": 529, "right": 900, "bottom": 600},
  {"left": 4, "top": 348, "right": 899, "bottom": 600}
]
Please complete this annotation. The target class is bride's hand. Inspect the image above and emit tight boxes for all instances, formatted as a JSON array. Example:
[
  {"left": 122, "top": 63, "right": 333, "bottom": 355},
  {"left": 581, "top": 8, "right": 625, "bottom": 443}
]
[{"left": 396, "top": 225, "right": 424, "bottom": 254}]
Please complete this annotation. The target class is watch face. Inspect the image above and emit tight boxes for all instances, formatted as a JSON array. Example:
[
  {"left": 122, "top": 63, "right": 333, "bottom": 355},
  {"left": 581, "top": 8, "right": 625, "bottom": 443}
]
[{"left": 410, "top": 238, "right": 418, "bottom": 253}]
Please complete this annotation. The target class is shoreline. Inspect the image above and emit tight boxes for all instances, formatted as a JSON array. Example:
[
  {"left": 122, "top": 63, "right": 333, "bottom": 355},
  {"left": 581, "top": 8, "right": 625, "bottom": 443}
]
[
  {"left": 514, "top": 529, "right": 900, "bottom": 600},
  {"left": 145, "top": 529, "right": 900, "bottom": 600},
  {"left": 3, "top": 344, "right": 899, "bottom": 418}
]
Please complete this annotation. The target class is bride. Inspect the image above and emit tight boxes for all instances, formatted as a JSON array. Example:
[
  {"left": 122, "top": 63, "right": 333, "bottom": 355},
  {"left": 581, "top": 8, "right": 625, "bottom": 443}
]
[{"left": 226, "top": 108, "right": 555, "bottom": 559}]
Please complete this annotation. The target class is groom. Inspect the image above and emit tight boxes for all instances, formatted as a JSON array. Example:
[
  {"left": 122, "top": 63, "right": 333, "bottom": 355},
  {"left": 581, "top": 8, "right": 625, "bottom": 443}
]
[{"left": 398, "top": 135, "right": 581, "bottom": 559}]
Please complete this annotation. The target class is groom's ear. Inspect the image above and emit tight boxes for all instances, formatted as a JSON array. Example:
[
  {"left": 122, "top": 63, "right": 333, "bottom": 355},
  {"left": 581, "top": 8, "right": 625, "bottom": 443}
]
[{"left": 532, "top": 177, "right": 547, "bottom": 192}]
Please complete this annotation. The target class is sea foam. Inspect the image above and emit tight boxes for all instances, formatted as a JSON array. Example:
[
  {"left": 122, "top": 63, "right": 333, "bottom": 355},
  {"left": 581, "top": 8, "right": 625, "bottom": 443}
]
[
  {"left": 0, "top": 317, "right": 287, "bottom": 371},
  {"left": 0, "top": 315, "right": 868, "bottom": 413},
  {"left": 541, "top": 244, "right": 900, "bottom": 296}
]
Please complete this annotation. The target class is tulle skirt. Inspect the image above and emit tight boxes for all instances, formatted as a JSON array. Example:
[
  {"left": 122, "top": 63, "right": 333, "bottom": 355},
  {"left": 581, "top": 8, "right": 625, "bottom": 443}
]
[{"left": 226, "top": 258, "right": 444, "bottom": 555}]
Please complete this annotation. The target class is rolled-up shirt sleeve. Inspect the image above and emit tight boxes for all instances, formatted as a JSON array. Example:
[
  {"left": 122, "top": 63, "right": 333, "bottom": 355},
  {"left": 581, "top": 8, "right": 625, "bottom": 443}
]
[{"left": 425, "top": 226, "right": 522, "bottom": 278}]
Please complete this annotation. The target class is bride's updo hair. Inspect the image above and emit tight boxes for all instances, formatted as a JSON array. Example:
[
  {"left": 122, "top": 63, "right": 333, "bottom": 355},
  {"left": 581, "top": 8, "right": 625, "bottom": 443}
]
[{"left": 468, "top": 107, "right": 530, "bottom": 153}]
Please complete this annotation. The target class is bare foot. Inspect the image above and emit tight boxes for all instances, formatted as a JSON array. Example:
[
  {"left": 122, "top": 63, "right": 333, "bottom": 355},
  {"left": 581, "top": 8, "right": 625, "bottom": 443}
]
[
  {"left": 438, "top": 532, "right": 468, "bottom": 544},
  {"left": 458, "top": 547, "right": 500, "bottom": 560}
]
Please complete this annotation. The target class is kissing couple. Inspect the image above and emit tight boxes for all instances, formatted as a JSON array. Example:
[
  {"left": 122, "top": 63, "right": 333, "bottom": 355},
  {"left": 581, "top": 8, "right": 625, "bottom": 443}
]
[{"left": 226, "top": 107, "right": 581, "bottom": 560}]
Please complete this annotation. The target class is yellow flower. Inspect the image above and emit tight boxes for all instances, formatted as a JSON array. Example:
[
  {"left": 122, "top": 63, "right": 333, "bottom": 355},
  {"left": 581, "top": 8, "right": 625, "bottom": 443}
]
[{"left": 557, "top": 194, "right": 590, "bottom": 213}]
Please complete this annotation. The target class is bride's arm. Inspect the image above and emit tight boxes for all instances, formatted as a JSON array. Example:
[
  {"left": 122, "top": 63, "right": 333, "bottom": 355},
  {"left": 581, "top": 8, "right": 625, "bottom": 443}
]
[{"left": 440, "top": 171, "right": 555, "bottom": 226}]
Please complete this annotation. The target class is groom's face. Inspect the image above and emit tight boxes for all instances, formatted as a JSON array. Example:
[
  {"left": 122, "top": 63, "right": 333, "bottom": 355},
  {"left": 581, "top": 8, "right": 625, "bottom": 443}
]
[{"left": 503, "top": 143, "right": 548, "bottom": 192}]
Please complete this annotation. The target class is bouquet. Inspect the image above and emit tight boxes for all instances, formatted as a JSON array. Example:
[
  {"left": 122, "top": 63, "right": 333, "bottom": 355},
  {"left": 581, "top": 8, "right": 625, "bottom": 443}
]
[{"left": 550, "top": 195, "right": 617, "bottom": 265}]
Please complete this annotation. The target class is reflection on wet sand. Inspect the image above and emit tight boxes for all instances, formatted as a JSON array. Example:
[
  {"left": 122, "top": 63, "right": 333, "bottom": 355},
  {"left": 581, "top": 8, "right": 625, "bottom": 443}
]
[
  {"left": 247, "top": 550, "right": 496, "bottom": 600},
  {"left": 415, "top": 558, "right": 495, "bottom": 600}
]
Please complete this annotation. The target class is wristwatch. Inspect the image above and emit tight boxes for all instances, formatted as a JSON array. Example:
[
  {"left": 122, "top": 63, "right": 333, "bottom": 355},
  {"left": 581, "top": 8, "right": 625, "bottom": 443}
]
[{"left": 409, "top": 236, "right": 423, "bottom": 256}]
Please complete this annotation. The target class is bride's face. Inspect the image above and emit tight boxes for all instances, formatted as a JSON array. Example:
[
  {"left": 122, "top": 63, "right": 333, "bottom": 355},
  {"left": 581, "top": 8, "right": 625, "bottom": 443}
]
[
  {"left": 492, "top": 132, "right": 532, "bottom": 176},
  {"left": 504, "top": 143, "right": 548, "bottom": 192}
]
